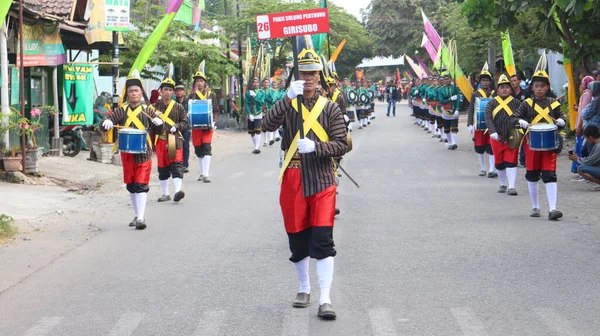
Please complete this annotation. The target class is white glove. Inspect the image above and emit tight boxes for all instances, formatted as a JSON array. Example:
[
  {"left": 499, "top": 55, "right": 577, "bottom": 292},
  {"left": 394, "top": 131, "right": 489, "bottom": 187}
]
[
  {"left": 490, "top": 132, "right": 499, "bottom": 141},
  {"left": 519, "top": 119, "right": 529, "bottom": 129},
  {"left": 102, "top": 119, "right": 113, "bottom": 130},
  {"left": 415, "top": 90, "right": 419, "bottom": 95},
  {"left": 343, "top": 115, "right": 350, "bottom": 123},
  {"left": 170, "top": 126, "right": 177, "bottom": 133},
  {"left": 287, "top": 80, "right": 305, "bottom": 100},
  {"left": 450, "top": 95, "right": 458, "bottom": 101},
  {"left": 152, "top": 117, "right": 164, "bottom": 126},
  {"left": 249, "top": 90, "right": 256, "bottom": 97},
  {"left": 453, "top": 110, "right": 459, "bottom": 118},
  {"left": 468, "top": 125, "right": 474, "bottom": 136},
  {"left": 556, "top": 118, "right": 565, "bottom": 127},
  {"left": 248, "top": 114, "right": 255, "bottom": 122},
  {"left": 297, "top": 138, "right": 316, "bottom": 154}
]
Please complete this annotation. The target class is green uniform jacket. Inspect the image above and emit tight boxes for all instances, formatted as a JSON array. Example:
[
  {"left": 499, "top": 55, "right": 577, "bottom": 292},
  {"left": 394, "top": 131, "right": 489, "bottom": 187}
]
[
  {"left": 439, "top": 84, "right": 462, "bottom": 111},
  {"left": 245, "top": 89, "right": 266, "bottom": 116}
]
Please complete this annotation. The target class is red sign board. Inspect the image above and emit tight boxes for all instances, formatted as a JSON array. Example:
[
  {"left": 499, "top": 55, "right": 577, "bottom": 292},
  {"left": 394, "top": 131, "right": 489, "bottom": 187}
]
[{"left": 256, "top": 8, "right": 330, "bottom": 40}]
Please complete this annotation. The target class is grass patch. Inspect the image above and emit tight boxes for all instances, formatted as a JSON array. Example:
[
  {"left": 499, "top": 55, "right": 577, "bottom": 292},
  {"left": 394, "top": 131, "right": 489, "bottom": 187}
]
[{"left": 0, "top": 214, "right": 17, "bottom": 239}]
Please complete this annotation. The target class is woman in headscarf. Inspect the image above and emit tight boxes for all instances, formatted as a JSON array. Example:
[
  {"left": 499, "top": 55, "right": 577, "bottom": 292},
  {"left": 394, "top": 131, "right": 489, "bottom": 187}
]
[
  {"left": 581, "top": 81, "right": 600, "bottom": 157},
  {"left": 572, "top": 76, "right": 595, "bottom": 173}
]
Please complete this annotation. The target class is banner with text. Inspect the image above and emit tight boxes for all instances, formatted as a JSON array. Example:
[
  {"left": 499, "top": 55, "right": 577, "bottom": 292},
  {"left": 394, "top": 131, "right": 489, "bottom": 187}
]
[
  {"left": 17, "top": 24, "right": 66, "bottom": 67},
  {"left": 256, "top": 8, "right": 330, "bottom": 40},
  {"left": 62, "top": 64, "right": 94, "bottom": 125}
]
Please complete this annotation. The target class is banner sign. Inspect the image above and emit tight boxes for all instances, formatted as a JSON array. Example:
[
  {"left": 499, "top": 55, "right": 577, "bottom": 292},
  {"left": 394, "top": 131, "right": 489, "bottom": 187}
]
[
  {"left": 17, "top": 25, "right": 66, "bottom": 67},
  {"left": 256, "top": 8, "right": 330, "bottom": 40},
  {"left": 105, "top": 0, "right": 131, "bottom": 32},
  {"left": 62, "top": 64, "right": 94, "bottom": 125}
]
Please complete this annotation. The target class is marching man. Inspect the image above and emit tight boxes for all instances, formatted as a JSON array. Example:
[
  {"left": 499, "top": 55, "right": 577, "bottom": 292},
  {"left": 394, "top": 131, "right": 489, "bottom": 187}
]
[
  {"left": 262, "top": 36, "right": 347, "bottom": 320},
  {"left": 246, "top": 77, "right": 266, "bottom": 154}
]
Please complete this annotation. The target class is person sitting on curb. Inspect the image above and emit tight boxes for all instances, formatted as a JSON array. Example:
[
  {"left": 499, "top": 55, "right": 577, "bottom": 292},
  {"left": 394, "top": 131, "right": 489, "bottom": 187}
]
[{"left": 569, "top": 124, "right": 600, "bottom": 191}]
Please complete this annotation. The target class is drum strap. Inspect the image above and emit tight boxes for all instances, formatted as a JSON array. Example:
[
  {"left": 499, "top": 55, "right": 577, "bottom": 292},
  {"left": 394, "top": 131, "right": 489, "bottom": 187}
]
[
  {"left": 113, "top": 105, "right": 153, "bottom": 153},
  {"left": 332, "top": 89, "right": 340, "bottom": 103},
  {"left": 477, "top": 89, "right": 494, "bottom": 98},
  {"left": 526, "top": 99, "right": 558, "bottom": 124},
  {"left": 278, "top": 96, "right": 328, "bottom": 183},
  {"left": 492, "top": 96, "right": 515, "bottom": 118},
  {"left": 155, "top": 100, "right": 183, "bottom": 145},
  {"left": 195, "top": 89, "right": 210, "bottom": 100}
]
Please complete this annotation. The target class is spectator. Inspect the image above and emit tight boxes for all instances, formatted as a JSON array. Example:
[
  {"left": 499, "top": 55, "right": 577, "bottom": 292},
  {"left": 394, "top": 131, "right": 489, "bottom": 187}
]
[
  {"left": 572, "top": 76, "right": 595, "bottom": 175},
  {"left": 582, "top": 81, "right": 600, "bottom": 130},
  {"left": 569, "top": 124, "right": 600, "bottom": 190},
  {"left": 593, "top": 69, "right": 600, "bottom": 81}
]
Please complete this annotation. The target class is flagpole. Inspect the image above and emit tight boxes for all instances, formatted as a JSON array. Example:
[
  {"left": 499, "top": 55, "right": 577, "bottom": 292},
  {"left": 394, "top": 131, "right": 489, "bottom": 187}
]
[{"left": 291, "top": 37, "right": 304, "bottom": 139}]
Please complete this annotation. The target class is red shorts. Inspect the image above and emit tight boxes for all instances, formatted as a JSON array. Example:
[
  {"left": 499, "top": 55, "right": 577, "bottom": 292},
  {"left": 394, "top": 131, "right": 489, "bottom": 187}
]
[
  {"left": 524, "top": 139, "right": 556, "bottom": 171},
  {"left": 192, "top": 129, "right": 214, "bottom": 147},
  {"left": 474, "top": 130, "right": 490, "bottom": 147},
  {"left": 280, "top": 168, "right": 336, "bottom": 234},
  {"left": 491, "top": 139, "right": 518, "bottom": 165},
  {"left": 155, "top": 139, "right": 183, "bottom": 168},
  {"left": 121, "top": 153, "right": 152, "bottom": 185}
]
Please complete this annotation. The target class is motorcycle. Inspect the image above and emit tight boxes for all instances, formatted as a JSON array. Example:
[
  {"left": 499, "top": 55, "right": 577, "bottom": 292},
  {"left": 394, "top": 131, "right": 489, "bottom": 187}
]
[{"left": 48, "top": 124, "right": 87, "bottom": 157}]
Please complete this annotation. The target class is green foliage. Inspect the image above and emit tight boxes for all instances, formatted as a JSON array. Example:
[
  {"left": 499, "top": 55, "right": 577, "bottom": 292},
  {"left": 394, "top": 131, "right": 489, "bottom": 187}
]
[{"left": 0, "top": 214, "right": 16, "bottom": 239}]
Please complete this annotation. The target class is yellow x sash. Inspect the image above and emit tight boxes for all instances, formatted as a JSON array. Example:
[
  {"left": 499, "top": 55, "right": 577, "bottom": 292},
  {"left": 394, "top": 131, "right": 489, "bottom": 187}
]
[
  {"left": 112, "top": 105, "right": 153, "bottom": 152},
  {"left": 526, "top": 99, "right": 560, "bottom": 125},
  {"left": 195, "top": 89, "right": 210, "bottom": 100},
  {"left": 278, "top": 96, "right": 329, "bottom": 183},
  {"left": 332, "top": 89, "right": 340, "bottom": 102},
  {"left": 492, "top": 96, "right": 514, "bottom": 119}
]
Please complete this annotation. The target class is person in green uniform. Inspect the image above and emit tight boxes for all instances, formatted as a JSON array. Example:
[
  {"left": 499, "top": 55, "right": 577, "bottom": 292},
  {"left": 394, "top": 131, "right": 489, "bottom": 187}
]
[{"left": 245, "top": 77, "right": 265, "bottom": 154}]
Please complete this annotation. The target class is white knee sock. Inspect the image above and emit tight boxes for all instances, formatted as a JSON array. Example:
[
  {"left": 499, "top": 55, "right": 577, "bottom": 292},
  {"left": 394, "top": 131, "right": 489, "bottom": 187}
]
[
  {"left": 256, "top": 134, "right": 262, "bottom": 149},
  {"left": 506, "top": 167, "right": 517, "bottom": 189},
  {"left": 293, "top": 257, "right": 311, "bottom": 294},
  {"left": 488, "top": 155, "right": 495, "bottom": 173},
  {"left": 129, "top": 193, "right": 138, "bottom": 218},
  {"left": 497, "top": 169, "right": 507, "bottom": 186},
  {"left": 198, "top": 157, "right": 205, "bottom": 175},
  {"left": 203, "top": 156, "right": 211, "bottom": 177},
  {"left": 316, "top": 257, "right": 334, "bottom": 305},
  {"left": 348, "top": 122, "right": 353, "bottom": 131},
  {"left": 160, "top": 179, "right": 170, "bottom": 196},
  {"left": 135, "top": 193, "right": 147, "bottom": 220},
  {"left": 478, "top": 154, "right": 485, "bottom": 171},
  {"left": 528, "top": 181, "right": 540, "bottom": 209},
  {"left": 546, "top": 182, "right": 558, "bottom": 211},
  {"left": 451, "top": 133, "right": 458, "bottom": 145},
  {"left": 173, "top": 178, "right": 182, "bottom": 193}
]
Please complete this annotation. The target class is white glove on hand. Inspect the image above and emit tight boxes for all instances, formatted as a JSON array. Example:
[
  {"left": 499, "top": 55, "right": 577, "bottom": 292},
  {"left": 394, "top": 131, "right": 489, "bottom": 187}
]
[
  {"left": 556, "top": 118, "right": 566, "bottom": 127},
  {"left": 519, "top": 119, "right": 529, "bottom": 129},
  {"left": 450, "top": 95, "right": 458, "bottom": 101},
  {"left": 248, "top": 114, "right": 255, "bottom": 122},
  {"left": 170, "top": 126, "right": 177, "bottom": 133},
  {"left": 287, "top": 80, "right": 305, "bottom": 100},
  {"left": 415, "top": 90, "right": 419, "bottom": 95},
  {"left": 490, "top": 132, "right": 499, "bottom": 141},
  {"left": 343, "top": 115, "right": 350, "bottom": 123},
  {"left": 468, "top": 125, "right": 474, "bottom": 135},
  {"left": 249, "top": 90, "right": 256, "bottom": 97},
  {"left": 297, "top": 138, "right": 316, "bottom": 154},
  {"left": 102, "top": 119, "right": 113, "bottom": 130},
  {"left": 453, "top": 110, "right": 459, "bottom": 118},
  {"left": 152, "top": 117, "right": 164, "bottom": 126}
]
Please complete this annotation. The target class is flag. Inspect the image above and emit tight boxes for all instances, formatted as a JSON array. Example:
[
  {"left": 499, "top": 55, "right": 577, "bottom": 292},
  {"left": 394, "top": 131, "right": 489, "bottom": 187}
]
[
  {"left": 553, "top": 12, "right": 577, "bottom": 130},
  {"left": 311, "top": 0, "right": 327, "bottom": 54},
  {"left": 421, "top": 33, "right": 438, "bottom": 64},
  {"left": 421, "top": 10, "right": 442, "bottom": 50},
  {"left": 396, "top": 68, "right": 401, "bottom": 83},
  {"left": 330, "top": 39, "right": 346, "bottom": 63},
  {"left": 404, "top": 71, "right": 413, "bottom": 80},
  {"left": 404, "top": 55, "right": 426, "bottom": 79},
  {"left": 415, "top": 56, "right": 433, "bottom": 77},
  {"left": 0, "top": 1, "right": 11, "bottom": 26},
  {"left": 500, "top": 30, "right": 516, "bottom": 76}
]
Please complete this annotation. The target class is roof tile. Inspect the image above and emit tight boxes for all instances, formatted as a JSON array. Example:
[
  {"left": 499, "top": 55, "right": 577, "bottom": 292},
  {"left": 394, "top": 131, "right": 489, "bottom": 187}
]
[{"left": 23, "top": 0, "right": 74, "bottom": 18}]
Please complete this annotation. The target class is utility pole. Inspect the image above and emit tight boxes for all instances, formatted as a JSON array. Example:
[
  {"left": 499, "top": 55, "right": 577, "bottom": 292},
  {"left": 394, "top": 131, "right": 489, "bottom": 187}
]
[
  {"left": 18, "top": 0, "right": 26, "bottom": 171},
  {"left": 237, "top": 1, "right": 244, "bottom": 112},
  {"left": 1, "top": 22, "right": 9, "bottom": 150},
  {"left": 224, "top": 0, "right": 231, "bottom": 117},
  {"left": 112, "top": 31, "right": 119, "bottom": 109}
]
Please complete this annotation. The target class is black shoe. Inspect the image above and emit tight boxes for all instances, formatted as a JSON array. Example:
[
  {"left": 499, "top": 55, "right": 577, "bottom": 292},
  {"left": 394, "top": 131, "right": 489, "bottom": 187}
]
[
  {"left": 386, "top": 114, "right": 389, "bottom": 117},
  {"left": 135, "top": 219, "right": 147, "bottom": 230},
  {"left": 335, "top": 208, "right": 340, "bottom": 216},
  {"left": 183, "top": 168, "right": 189, "bottom": 173},
  {"left": 203, "top": 177, "right": 211, "bottom": 183},
  {"left": 451, "top": 144, "right": 458, "bottom": 150},
  {"left": 292, "top": 293, "right": 310, "bottom": 308},
  {"left": 129, "top": 217, "right": 137, "bottom": 227},
  {"left": 269, "top": 140, "right": 275, "bottom": 146},
  {"left": 157, "top": 195, "right": 171, "bottom": 202},
  {"left": 488, "top": 171, "right": 498, "bottom": 178},
  {"left": 548, "top": 210, "right": 563, "bottom": 220},
  {"left": 173, "top": 190, "right": 185, "bottom": 202},
  {"left": 318, "top": 303, "right": 337, "bottom": 320}
]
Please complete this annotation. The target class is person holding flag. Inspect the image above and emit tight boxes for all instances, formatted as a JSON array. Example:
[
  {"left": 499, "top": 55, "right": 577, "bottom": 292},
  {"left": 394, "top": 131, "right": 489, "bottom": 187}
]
[
  {"left": 440, "top": 73, "right": 462, "bottom": 149},
  {"left": 262, "top": 35, "right": 347, "bottom": 320}
]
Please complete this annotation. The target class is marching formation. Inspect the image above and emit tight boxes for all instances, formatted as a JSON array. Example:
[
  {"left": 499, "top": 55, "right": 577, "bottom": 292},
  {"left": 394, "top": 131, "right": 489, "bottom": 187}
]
[{"left": 409, "top": 64, "right": 566, "bottom": 221}]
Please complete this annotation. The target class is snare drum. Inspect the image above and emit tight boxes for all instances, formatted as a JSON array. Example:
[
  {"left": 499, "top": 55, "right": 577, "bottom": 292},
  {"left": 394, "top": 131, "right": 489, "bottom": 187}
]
[
  {"left": 118, "top": 128, "right": 147, "bottom": 154},
  {"left": 475, "top": 98, "right": 492, "bottom": 131},
  {"left": 189, "top": 99, "right": 213, "bottom": 129},
  {"left": 528, "top": 124, "right": 558, "bottom": 151}
]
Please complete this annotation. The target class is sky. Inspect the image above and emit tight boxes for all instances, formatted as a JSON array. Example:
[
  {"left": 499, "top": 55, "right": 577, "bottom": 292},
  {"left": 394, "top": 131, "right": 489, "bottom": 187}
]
[{"left": 328, "top": 0, "right": 369, "bottom": 21}]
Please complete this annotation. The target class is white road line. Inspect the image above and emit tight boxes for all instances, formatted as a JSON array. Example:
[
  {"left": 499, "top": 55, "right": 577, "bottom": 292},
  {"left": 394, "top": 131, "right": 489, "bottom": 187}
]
[
  {"left": 23, "top": 317, "right": 63, "bottom": 336},
  {"left": 368, "top": 308, "right": 397, "bottom": 336},
  {"left": 450, "top": 307, "right": 488, "bottom": 336},
  {"left": 262, "top": 170, "right": 275, "bottom": 178},
  {"left": 534, "top": 308, "right": 578, "bottom": 336},
  {"left": 230, "top": 172, "right": 245, "bottom": 179},
  {"left": 193, "top": 310, "right": 227, "bottom": 336},
  {"left": 107, "top": 312, "right": 144, "bottom": 336},
  {"left": 281, "top": 309, "right": 309, "bottom": 336}
]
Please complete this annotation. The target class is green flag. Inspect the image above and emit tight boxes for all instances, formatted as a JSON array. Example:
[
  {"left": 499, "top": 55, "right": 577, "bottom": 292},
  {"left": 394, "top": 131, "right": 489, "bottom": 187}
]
[
  {"left": 62, "top": 64, "right": 95, "bottom": 125},
  {"left": 0, "top": 1, "right": 11, "bottom": 26},
  {"left": 311, "top": 0, "right": 327, "bottom": 54}
]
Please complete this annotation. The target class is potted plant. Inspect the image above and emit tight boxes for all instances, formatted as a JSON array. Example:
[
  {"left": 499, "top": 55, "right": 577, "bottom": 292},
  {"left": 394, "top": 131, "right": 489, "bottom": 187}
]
[
  {"left": 9, "top": 106, "right": 58, "bottom": 173},
  {"left": 2, "top": 146, "right": 22, "bottom": 172}
]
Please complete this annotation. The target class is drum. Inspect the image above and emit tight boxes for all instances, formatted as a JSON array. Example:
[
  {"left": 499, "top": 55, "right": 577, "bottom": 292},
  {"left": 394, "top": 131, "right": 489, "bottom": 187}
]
[
  {"left": 118, "top": 128, "right": 147, "bottom": 154},
  {"left": 346, "top": 108, "right": 356, "bottom": 122},
  {"left": 359, "top": 92, "right": 369, "bottom": 105},
  {"left": 475, "top": 98, "right": 492, "bottom": 131},
  {"left": 528, "top": 124, "right": 558, "bottom": 151},
  {"left": 367, "top": 90, "right": 375, "bottom": 100},
  {"left": 346, "top": 89, "right": 358, "bottom": 104},
  {"left": 189, "top": 99, "right": 213, "bottom": 129}
]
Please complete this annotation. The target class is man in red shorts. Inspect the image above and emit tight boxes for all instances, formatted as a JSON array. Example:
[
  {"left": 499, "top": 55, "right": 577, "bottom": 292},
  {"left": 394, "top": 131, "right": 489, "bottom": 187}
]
[
  {"left": 513, "top": 70, "right": 565, "bottom": 220},
  {"left": 484, "top": 74, "right": 522, "bottom": 195},
  {"left": 101, "top": 70, "right": 163, "bottom": 230},
  {"left": 467, "top": 67, "right": 497, "bottom": 177}
]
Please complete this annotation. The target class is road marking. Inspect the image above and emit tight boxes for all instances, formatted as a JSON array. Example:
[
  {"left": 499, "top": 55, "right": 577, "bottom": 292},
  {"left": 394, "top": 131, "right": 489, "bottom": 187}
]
[
  {"left": 450, "top": 307, "right": 488, "bottom": 336},
  {"left": 24, "top": 317, "right": 63, "bottom": 336},
  {"left": 368, "top": 308, "right": 397, "bottom": 336},
  {"left": 230, "top": 172, "right": 244, "bottom": 179},
  {"left": 281, "top": 309, "right": 309, "bottom": 336},
  {"left": 534, "top": 308, "right": 578, "bottom": 336},
  {"left": 262, "top": 170, "right": 275, "bottom": 178},
  {"left": 107, "top": 312, "right": 144, "bottom": 336},
  {"left": 193, "top": 310, "right": 227, "bottom": 336}
]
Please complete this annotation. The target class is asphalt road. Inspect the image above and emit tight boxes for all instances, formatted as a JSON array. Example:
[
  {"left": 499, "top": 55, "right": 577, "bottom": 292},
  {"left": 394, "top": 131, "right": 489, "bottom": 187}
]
[{"left": 1, "top": 101, "right": 600, "bottom": 336}]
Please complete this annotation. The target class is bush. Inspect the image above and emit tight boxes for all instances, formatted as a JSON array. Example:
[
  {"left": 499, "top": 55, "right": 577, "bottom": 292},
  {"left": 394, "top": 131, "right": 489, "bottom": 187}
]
[{"left": 0, "top": 214, "right": 16, "bottom": 239}]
